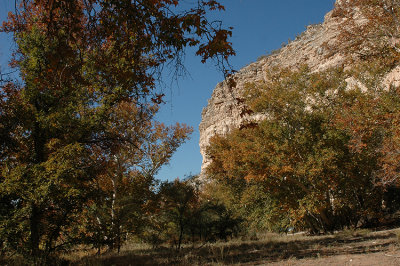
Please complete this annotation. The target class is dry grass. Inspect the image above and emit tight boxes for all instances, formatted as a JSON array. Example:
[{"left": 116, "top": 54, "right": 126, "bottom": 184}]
[{"left": 64, "top": 227, "right": 400, "bottom": 265}]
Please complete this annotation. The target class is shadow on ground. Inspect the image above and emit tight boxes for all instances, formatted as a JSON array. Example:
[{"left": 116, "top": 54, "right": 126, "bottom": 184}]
[{"left": 75, "top": 229, "right": 398, "bottom": 265}]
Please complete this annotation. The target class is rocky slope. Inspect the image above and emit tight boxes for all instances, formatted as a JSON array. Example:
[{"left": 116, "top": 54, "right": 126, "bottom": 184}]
[{"left": 198, "top": 2, "right": 400, "bottom": 178}]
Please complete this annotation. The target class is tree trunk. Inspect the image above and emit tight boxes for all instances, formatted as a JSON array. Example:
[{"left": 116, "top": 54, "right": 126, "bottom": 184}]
[
  {"left": 178, "top": 219, "right": 184, "bottom": 251},
  {"left": 30, "top": 203, "right": 40, "bottom": 258},
  {"left": 110, "top": 178, "right": 116, "bottom": 250},
  {"left": 30, "top": 120, "right": 45, "bottom": 259}
]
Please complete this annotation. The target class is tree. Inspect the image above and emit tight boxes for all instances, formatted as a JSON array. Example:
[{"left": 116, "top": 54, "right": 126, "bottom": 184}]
[
  {"left": 157, "top": 178, "right": 198, "bottom": 250},
  {"left": 206, "top": 66, "right": 385, "bottom": 233},
  {"left": 203, "top": 176, "right": 288, "bottom": 233},
  {"left": 325, "top": 0, "right": 400, "bottom": 189},
  {"left": 0, "top": 0, "right": 234, "bottom": 261},
  {"left": 82, "top": 102, "right": 192, "bottom": 253},
  {"left": 335, "top": 59, "right": 400, "bottom": 188},
  {"left": 141, "top": 176, "right": 241, "bottom": 249}
]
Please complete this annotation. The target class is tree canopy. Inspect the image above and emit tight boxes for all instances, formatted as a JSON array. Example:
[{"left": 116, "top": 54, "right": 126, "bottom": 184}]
[
  {"left": 0, "top": 0, "right": 234, "bottom": 262},
  {"left": 206, "top": 62, "right": 400, "bottom": 233}
]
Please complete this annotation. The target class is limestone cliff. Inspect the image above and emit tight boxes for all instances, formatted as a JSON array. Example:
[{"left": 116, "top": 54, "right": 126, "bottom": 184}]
[
  {"left": 199, "top": 9, "right": 343, "bottom": 177},
  {"left": 199, "top": 3, "right": 400, "bottom": 177}
]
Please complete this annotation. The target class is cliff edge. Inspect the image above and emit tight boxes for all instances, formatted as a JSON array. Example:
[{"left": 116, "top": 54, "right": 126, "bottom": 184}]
[{"left": 199, "top": 1, "right": 400, "bottom": 178}]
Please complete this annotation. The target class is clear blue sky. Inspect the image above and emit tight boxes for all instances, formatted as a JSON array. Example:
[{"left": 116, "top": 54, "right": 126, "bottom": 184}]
[{"left": 0, "top": 0, "right": 336, "bottom": 181}]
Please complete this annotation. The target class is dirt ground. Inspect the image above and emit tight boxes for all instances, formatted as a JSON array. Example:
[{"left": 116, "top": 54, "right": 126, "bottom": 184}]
[
  {"left": 243, "top": 229, "right": 400, "bottom": 266},
  {"left": 77, "top": 228, "right": 400, "bottom": 265},
  {"left": 265, "top": 251, "right": 400, "bottom": 266}
]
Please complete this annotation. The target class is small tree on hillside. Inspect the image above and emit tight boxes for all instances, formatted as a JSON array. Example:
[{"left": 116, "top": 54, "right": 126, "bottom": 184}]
[{"left": 329, "top": 0, "right": 400, "bottom": 62}]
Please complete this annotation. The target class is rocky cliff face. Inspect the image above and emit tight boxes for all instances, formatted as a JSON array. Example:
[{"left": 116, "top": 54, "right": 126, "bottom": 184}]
[
  {"left": 199, "top": 9, "right": 343, "bottom": 177},
  {"left": 199, "top": 3, "right": 400, "bottom": 178}
]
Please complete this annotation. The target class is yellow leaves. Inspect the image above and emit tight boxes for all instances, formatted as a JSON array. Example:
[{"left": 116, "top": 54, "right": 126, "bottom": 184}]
[{"left": 45, "top": 138, "right": 62, "bottom": 152}]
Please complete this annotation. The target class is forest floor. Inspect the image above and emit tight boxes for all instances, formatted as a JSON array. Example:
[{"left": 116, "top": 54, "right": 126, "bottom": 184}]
[{"left": 71, "top": 228, "right": 400, "bottom": 265}]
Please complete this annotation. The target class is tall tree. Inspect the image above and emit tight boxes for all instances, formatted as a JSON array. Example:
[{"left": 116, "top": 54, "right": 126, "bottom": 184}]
[
  {"left": 83, "top": 102, "right": 192, "bottom": 252},
  {"left": 0, "top": 0, "right": 234, "bottom": 261}
]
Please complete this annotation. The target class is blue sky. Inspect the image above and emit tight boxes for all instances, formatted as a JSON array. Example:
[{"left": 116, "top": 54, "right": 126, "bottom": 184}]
[
  {"left": 155, "top": 0, "right": 336, "bottom": 180},
  {"left": 0, "top": 0, "right": 336, "bottom": 181}
]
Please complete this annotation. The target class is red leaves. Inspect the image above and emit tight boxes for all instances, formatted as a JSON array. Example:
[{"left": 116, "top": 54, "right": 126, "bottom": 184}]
[
  {"left": 151, "top": 93, "right": 165, "bottom": 104},
  {"left": 196, "top": 29, "right": 235, "bottom": 63},
  {"left": 202, "top": 0, "right": 225, "bottom": 11}
]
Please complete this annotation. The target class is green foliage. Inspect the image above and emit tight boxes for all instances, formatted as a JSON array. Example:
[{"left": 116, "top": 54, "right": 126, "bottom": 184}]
[
  {"left": 158, "top": 179, "right": 198, "bottom": 250},
  {"left": 79, "top": 104, "right": 192, "bottom": 252},
  {"left": 202, "top": 173, "right": 284, "bottom": 233},
  {"left": 0, "top": 0, "right": 233, "bottom": 262},
  {"left": 141, "top": 177, "right": 242, "bottom": 249}
]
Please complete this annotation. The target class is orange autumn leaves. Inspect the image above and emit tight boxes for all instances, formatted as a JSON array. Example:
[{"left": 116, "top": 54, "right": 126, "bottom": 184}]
[
  {"left": 0, "top": 0, "right": 233, "bottom": 258},
  {"left": 206, "top": 64, "right": 398, "bottom": 232}
]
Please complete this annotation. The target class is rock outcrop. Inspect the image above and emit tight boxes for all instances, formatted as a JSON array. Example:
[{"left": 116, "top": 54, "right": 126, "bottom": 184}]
[
  {"left": 199, "top": 2, "right": 400, "bottom": 178},
  {"left": 199, "top": 9, "right": 343, "bottom": 177}
]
